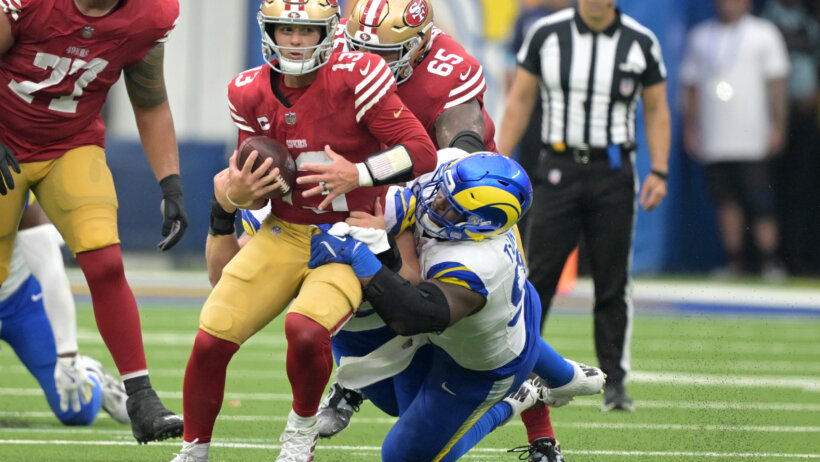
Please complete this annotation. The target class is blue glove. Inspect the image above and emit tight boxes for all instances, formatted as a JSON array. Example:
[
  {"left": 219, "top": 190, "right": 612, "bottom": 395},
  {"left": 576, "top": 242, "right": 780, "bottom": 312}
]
[{"left": 309, "top": 231, "right": 383, "bottom": 278}]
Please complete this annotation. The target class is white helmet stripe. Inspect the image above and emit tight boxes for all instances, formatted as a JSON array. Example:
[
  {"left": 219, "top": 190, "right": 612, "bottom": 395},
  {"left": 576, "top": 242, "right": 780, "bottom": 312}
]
[{"left": 363, "top": 0, "right": 386, "bottom": 26}]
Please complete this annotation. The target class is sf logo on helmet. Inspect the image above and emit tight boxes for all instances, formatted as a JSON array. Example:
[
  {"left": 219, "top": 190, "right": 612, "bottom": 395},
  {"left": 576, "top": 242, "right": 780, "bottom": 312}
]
[{"left": 404, "top": 0, "right": 428, "bottom": 27}]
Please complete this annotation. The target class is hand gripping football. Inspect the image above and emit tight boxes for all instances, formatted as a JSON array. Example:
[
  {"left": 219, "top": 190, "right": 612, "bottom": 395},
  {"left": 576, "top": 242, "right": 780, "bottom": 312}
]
[{"left": 237, "top": 136, "right": 297, "bottom": 200}]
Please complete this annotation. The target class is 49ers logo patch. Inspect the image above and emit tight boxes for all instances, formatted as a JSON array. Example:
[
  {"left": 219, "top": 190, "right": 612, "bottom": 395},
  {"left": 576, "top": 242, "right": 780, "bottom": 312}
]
[{"left": 404, "top": 0, "right": 427, "bottom": 27}]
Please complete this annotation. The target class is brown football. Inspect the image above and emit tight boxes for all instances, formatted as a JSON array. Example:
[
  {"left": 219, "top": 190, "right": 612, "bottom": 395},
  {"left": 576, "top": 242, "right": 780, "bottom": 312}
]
[{"left": 237, "top": 136, "right": 297, "bottom": 200}]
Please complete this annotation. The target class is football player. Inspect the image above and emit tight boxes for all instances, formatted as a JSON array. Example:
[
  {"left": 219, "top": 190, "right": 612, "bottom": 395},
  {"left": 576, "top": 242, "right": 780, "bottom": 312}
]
[
  {"left": 319, "top": 1, "right": 568, "bottom": 459},
  {"left": 1, "top": 199, "right": 128, "bottom": 427},
  {"left": 308, "top": 152, "right": 604, "bottom": 461},
  {"left": 171, "top": 1, "right": 437, "bottom": 461},
  {"left": 0, "top": 0, "right": 186, "bottom": 443}
]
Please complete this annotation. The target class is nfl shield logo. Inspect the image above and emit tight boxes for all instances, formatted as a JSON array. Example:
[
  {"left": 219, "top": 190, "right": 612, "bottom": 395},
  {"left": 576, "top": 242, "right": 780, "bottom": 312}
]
[
  {"left": 619, "top": 77, "right": 635, "bottom": 97},
  {"left": 285, "top": 112, "right": 297, "bottom": 125},
  {"left": 82, "top": 26, "right": 94, "bottom": 38}
]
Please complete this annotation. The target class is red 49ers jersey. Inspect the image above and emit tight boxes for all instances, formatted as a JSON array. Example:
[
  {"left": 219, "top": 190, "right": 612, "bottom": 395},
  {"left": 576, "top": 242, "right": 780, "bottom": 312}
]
[
  {"left": 0, "top": 0, "right": 179, "bottom": 162},
  {"left": 227, "top": 52, "right": 436, "bottom": 226},
  {"left": 399, "top": 29, "right": 497, "bottom": 151}
]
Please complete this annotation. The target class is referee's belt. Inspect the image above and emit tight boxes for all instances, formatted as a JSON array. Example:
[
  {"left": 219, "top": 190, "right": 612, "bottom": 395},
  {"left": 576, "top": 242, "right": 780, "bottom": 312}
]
[{"left": 546, "top": 142, "right": 636, "bottom": 164}]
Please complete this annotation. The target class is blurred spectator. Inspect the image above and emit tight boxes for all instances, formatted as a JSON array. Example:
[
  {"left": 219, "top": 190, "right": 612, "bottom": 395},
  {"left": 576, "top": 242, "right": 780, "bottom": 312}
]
[
  {"left": 762, "top": 0, "right": 820, "bottom": 276},
  {"left": 508, "top": 0, "right": 573, "bottom": 244},
  {"left": 681, "top": 0, "right": 790, "bottom": 280}
]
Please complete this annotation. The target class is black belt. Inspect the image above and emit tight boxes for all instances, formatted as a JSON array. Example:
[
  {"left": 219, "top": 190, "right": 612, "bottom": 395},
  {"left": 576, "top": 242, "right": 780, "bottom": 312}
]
[{"left": 545, "top": 142, "right": 636, "bottom": 164}]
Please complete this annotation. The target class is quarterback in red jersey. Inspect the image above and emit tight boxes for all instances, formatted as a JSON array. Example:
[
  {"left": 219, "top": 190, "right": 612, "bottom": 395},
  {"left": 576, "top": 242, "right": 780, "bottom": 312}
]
[
  {"left": 173, "top": 1, "right": 436, "bottom": 461},
  {"left": 0, "top": 0, "right": 186, "bottom": 444}
]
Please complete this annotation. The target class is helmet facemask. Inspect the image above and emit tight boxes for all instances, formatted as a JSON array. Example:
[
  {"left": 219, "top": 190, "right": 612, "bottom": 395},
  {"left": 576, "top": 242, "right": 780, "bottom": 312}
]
[
  {"left": 345, "top": 0, "right": 434, "bottom": 84},
  {"left": 345, "top": 24, "right": 431, "bottom": 84},
  {"left": 413, "top": 154, "right": 533, "bottom": 242}
]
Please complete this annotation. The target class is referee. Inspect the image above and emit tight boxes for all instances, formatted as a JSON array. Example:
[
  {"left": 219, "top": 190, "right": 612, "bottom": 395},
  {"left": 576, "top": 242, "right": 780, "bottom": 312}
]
[{"left": 499, "top": 0, "right": 670, "bottom": 412}]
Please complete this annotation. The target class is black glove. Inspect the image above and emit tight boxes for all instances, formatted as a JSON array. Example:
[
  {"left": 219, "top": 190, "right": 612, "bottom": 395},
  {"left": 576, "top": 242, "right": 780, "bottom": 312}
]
[
  {"left": 157, "top": 174, "right": 188, "bottom": 251},
  {"left": 1, "top": 140, "right": 21, "bottom": 195}
]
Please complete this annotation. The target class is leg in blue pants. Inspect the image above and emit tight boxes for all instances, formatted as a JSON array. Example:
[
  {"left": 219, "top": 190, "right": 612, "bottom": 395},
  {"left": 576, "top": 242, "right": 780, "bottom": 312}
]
[
  {"left": 332, "top": 325, "right": 432, "bottom": 417},
  {"left": 0, "top": 275, "right": 102, "bottom": 425},
  {"left": 439, "top": 281, "right": 574, "bottom": 461}
]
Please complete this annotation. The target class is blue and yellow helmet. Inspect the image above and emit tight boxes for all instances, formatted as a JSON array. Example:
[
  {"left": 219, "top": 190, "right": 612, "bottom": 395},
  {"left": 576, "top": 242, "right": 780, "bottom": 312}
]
[{"left": 413, "top": 152, "right": 533, "bottom": 241}]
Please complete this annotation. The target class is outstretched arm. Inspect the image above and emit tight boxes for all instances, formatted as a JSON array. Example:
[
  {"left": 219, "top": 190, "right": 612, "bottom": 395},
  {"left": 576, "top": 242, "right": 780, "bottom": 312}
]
[
  {"left": 124, "top": 43, "right": 188, "bottom": 250},
  {"left": 498, "top": 67, "right": 539, "bottom": 157},
  {"left": 639, "top": 82, "right": 670, "bottom": 211}
]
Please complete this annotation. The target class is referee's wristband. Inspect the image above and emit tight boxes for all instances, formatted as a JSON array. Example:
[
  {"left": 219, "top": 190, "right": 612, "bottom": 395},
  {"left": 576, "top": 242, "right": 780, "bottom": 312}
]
[{"left": 650, "top": 170, "right": 668, "bottom": 181}]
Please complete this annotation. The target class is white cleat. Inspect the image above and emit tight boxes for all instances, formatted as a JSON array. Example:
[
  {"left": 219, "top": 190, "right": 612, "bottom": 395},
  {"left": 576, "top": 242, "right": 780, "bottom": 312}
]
[
  {"left": 276, "top": 410, "right": 319, "bottom": 462},
  {"left": 500, "top": 376, "right": 548, "bottom": 425},
  {"left": 543, "top": 360, "right": 606, "bottom": 407},
  {"left": 82, "top": 356, "right": 130, "bottom": 424},
  {"left": 169, "top": 439, "right": 210, "bottom": 462}
]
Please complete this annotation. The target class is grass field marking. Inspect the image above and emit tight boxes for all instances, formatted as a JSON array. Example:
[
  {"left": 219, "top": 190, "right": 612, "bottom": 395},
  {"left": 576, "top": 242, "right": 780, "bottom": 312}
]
[
  {"left": 4, "top": 415, "right": 818, "bottom": 434},
  {"left": 1, "top": 439, "right": 819, "bottom": 459},
  {"left": 630, "top": 371, "right": 820, "bottom": 392},
  {"left": 3, "top": 386, "right": 819, "bottom": 409}
]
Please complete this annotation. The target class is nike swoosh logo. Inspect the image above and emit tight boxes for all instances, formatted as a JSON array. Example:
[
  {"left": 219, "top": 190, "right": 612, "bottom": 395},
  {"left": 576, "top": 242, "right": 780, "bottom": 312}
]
[
  {"left": 459, "top": 67, "right": 471, "bottom": 81},
  {"left": 441, "top": 381, "right": 457, "bottom": 396},
  {"left": 31, "top": 293, "right": 44, "bottom": 302},
  {"left": 393, "top": 106, "right": 404, "bottom": 118},
  {"left": 360, "top": 61, "right": 371, "bottom": 76}
]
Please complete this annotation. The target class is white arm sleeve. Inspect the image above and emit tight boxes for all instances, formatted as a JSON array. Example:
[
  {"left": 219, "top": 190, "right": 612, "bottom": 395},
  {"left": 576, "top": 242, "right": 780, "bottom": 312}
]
[{"left": 17, "top": 224, "right": 79, "bottom": 355}]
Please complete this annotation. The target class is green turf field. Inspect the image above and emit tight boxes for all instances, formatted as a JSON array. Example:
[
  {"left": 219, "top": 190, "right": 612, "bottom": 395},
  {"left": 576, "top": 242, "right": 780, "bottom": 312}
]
[{"left": 1, "top": 303, "right": 818, "bottom": 461}]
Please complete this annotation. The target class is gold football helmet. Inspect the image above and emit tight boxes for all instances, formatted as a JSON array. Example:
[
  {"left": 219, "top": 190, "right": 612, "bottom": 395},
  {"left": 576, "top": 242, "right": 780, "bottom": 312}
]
[
  {"left": 258, "top": 0, "right": 340, "bottom": 75},
  {"left": 345, "top": 0, "right": 434, "bottom": 84}
]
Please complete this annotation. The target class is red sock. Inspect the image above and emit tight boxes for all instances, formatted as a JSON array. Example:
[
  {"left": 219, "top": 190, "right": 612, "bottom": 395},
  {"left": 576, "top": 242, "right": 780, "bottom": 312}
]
[
  {"left": 183, "top": 330, "right": 239, "bottom": 444},
  {"left": 285, "top": 313, "right": 332, "bottom": 417},
  {"left": 521, "top": 403, "right": 556, "bottom": 443},
  {"left": 76, "top": 244, "right": 146, "bottom": 375}
]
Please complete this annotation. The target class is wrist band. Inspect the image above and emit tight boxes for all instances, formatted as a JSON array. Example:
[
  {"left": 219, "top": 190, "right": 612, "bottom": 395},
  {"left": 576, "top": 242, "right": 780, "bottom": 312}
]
[
  {"left": 650, "top": 170, "right": 668, "bottom": 181},
  {"left": 209, "top": 194, "right": 237, "bottom": 236},
  {"left": 225, "top": 191, "right": 253, "bottom": 208}
]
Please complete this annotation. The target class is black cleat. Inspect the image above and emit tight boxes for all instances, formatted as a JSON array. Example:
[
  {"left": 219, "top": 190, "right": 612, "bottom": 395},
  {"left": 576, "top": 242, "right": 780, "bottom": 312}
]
[
  {"left": 126, "top": 387, "right": 184, "bottom": 444},
  {"left": 601, "top": 382, "right": 635, "bottom": 412},
  {"left": 317, "top": 383, "right": 364, "bottom": 438},
  {"left": 508, "top": 437, "right": 565, "bottom": 462}
]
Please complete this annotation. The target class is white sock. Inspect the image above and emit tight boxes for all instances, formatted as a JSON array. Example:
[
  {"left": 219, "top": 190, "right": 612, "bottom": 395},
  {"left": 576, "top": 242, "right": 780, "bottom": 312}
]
[{"left": 288, "top": 410, "right": 317, "bottom": 427}]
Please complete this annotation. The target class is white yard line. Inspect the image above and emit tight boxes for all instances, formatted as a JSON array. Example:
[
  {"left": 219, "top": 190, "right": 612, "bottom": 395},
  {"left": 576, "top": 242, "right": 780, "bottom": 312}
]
[
  {"left": 0, "top": 439, "right": 818, "bottom": 459},
  {"left": 3, "top": 412, "right": 819, "bottom": 433}
]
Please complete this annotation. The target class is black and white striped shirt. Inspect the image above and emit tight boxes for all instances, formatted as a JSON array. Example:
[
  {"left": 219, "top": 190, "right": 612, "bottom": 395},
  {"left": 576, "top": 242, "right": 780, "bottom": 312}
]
[{"left": 518, "top": 8, "right": 666, "bottom": 149}]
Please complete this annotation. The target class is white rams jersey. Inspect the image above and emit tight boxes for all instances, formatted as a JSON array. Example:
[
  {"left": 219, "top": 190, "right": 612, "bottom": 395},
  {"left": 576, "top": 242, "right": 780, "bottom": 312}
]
[
  {"left": 0, "top": 242, "right": 31, "bottom": 302},
  {"left": 388, "top": 148, "right": 529, "bottom": 371}
]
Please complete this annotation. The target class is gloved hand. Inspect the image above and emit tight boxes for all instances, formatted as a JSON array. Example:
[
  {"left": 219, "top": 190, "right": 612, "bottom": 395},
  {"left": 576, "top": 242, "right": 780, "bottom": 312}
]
[
  {"left": 157, "top": 174, "right": 189, "bottom": 251},
  {"left": 1, "top": 140, "right": 21, "bottom": 195},
  {"left": 54, "top": 355, "right": 95, "bottom": 412},
  {"left": 309, "top": 224, "right": 383, "bottom": 278}
]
